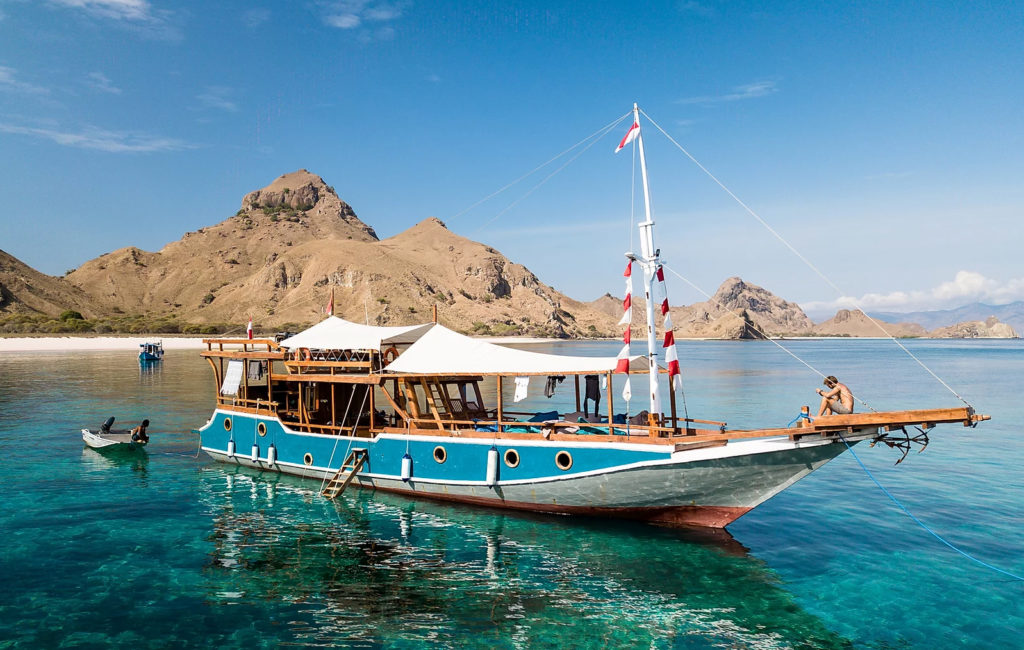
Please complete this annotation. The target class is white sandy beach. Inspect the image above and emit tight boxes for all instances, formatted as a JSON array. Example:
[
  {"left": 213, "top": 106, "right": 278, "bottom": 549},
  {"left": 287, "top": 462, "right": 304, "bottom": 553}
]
[
  {"left": 0, "top": 334, "right": 565, "bottom": 353},
  {"left": 0, "top": 336, "right": 210, "bottom": 352}
]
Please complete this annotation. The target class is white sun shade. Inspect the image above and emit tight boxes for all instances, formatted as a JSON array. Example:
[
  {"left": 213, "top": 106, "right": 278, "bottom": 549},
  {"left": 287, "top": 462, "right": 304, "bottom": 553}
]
[
  {"left": 383, "top": 325, "right": 651, "bottom": 375},
  {"left": 278, "top": 317, "right": 435, "bottom": 351}
]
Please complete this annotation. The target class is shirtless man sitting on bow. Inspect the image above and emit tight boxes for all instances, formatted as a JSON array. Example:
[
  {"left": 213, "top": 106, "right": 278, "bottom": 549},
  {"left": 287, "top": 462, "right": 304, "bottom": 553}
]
[{"left": 816, "top": 376, "right": 854, "bottom": 416}]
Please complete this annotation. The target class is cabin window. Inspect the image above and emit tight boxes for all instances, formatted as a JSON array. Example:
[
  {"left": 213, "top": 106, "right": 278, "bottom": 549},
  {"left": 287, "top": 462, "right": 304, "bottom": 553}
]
[
  {"left": 504, "top": 449, "right": 520, "bottom": 468},
  {"left": 303, "top": 452, "right": 313, "bottom": 466},
  {"left": 555, "top": 450, "right": 573, "bottom": 471},
  {"left": 257, "top": 422, "right": 267, "bottom": 437},
  {"left": 223, "top": 417, "right": 232, "bottom": 432},
  {"left": 433, "top": 446, "right": 447, "bottom": 464}
]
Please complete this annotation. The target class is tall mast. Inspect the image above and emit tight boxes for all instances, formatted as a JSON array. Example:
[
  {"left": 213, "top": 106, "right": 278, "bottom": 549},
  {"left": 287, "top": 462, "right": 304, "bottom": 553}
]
[{"left": 632, "top": 103, "right": 661, "bottom": 417}]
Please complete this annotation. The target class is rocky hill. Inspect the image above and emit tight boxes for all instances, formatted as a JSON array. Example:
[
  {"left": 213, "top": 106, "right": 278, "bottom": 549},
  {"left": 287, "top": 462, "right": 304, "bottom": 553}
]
[
  {"left": 930, "top": 316, "right": 1017, "bottom": 338},
  {"left": 0, "top": 249, "right": 99, "bottom": 318},
  {"left": 62, "top": 170, "right": 616, "bottom": 338},
  {"left": 812, "top": 309, "right": 928, "bottom": 337},
  {"left": 671, "top": 277, "right": 813, "bottom": 338}
]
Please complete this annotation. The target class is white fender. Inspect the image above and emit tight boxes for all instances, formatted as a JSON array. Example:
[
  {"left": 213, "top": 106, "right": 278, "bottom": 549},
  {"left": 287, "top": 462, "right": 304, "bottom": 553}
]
[
  {"left": 250, "top": 444, "right": 259, "bottom": 463},
  {"left": 401, "top": 453, "right": 413, "bottom": 482},
  {"left": 486, "top": 446, "right": 499, "bottom": 486},
  {"left": 227, "top": 440, "right": 236, "bottom": 458},
  {"left": 267, "top": 444, "right": 277, "bottom": 465}
]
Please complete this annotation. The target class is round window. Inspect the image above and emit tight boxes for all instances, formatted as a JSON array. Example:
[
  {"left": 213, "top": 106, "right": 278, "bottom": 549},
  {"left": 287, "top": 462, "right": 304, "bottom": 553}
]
[
  {"left": 433, "top": 446, "right": 447, "bottom": 464},
  {"left": 257, "top": 422, "right": 267, "bottom": 437},
  {"left": 223, "top": 417, "right": 232, "bottom": 432},
  {"left": 303, "top": 452, "right": 313, "bottom": 466},
  {"left": 504, "top": 449, "right": 520, "bottom": 468},
  {"left": 555, "top": 450, "right": 573, "bottom": 471}
]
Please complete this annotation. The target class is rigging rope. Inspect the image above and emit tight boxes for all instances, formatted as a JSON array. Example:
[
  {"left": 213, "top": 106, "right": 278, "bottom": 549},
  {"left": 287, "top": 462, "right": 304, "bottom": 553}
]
[
  {"left": 470, "top": 116, "right": 628, "bottom": 236},
  {"left": 662, "top": 264, "right": 879, "bottom": 413},
  {"left": 640, "top": 109, "right": 972, "bottom": 409},
  {"left": 447, "top": 111, "right": 632, "bottom": 225},
  {"left": 839, "top": 432, "right": 1024, "bottom": 582}
]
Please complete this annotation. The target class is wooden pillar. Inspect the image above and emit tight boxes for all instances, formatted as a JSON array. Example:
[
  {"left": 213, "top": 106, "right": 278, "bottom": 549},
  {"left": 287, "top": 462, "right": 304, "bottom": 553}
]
[
  {"left": 369, "top": 384, "right": 375, "bottom": 431},
  {"left": 574, "top": 375, "right": 581, "bottom": 412},
  {"left": 432, "top": 304, "right": 438, "bottom": 323},
  {"left": 496, "top": 376, "right": 504, "bottom": 433}
]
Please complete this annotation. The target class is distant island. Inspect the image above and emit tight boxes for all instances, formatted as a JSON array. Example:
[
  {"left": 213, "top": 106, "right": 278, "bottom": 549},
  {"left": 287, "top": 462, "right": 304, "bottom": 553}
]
[{"left": 1, "top": 170, "right": 1018, "bottom": 340}]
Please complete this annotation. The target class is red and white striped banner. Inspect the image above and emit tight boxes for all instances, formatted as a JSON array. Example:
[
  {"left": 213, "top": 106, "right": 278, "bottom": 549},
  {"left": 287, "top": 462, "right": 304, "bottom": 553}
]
[
  {"left": 615, "top": 261, "right": 632, "bottom": 373},
  {"left": 655, "top": 265, "right": 681, "bottom": 387}
]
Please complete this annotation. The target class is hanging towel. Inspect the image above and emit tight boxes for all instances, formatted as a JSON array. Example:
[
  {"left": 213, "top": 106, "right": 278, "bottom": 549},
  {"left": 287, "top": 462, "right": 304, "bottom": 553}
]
[
  {"left": 601, "top": 375, "right": 608, "bottom": 390},
  {"left": 513, "top": 376, "right": 530, "bottom": 403},
  {"left": 584, "top": 374, "right": 601, "bottom": 417},
  {"left": 544, "top": 375, "right": 565, "bottom": 398}
]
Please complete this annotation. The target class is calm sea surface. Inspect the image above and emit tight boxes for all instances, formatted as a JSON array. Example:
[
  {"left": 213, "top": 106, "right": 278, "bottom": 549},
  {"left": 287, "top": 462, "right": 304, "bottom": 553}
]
[{"left": 0, "top": 339, "right": 1021, "bottom": 648}]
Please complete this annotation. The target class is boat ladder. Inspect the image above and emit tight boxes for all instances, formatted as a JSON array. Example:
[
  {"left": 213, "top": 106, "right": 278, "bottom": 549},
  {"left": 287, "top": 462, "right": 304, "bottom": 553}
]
[{"left": 321, "top": 448, "right": 368, "bottom": 500}]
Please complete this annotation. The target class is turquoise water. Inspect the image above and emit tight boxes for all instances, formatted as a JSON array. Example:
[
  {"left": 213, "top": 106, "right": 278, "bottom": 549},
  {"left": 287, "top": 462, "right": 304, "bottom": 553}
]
[{"left": 1, "top": 340, "right": 1021, "bottom": 648}]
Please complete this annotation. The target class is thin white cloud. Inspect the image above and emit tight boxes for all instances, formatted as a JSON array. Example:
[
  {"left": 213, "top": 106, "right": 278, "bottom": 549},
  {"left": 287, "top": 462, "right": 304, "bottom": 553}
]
[
  {"left": 50, "top": 0, "right": 152, "bottom": 21},
  {"left": 320, "top": 1, "right": 404, "bottom": 36},
  {"left": 425, "top": 73, "right": 441, "bottom": 83},
  {"left": 801, "top": 271, "right": 1024, "bottom": 313},
  {"left": 196, "top": 86, "right": 238, "bottom": 112},
  {"left": 86, "top": 71, "right": 122, "bottom": 94},
  {"left": 677, "top": 1, "right": 716, "bottom": 18},
  {"left": 0, "top": 66, "right": 50, "bottom": 95},
  {"left": 243, "top": 8, "right": 270, "bottom": 28},
  {"left": 325, "top": 13, "right": 360, "bottom": 28},
  {"left": 48, "top": 0, "right": 181, "bottom": 39},
  {"left": 678, "top": 80, "right": 779, "bottom": 106},
  {"left": 0, "top": 121, "right": 194, "bottom": 152}
]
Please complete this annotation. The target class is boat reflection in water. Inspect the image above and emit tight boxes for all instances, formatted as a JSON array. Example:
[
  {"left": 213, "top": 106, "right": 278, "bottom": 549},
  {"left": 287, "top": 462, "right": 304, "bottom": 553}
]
[{"left": 199, "top": 465, "right": 851, "bottom": 648}]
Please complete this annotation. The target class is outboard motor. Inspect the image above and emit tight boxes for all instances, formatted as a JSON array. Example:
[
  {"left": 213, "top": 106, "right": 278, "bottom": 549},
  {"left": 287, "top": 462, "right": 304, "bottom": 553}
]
[{"left": 100, "top": 417, "right": 115, "bottom": 433}]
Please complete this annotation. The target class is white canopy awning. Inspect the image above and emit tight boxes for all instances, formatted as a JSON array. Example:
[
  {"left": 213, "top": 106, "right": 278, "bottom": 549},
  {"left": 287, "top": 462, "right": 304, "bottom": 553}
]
[
  {"left": 383, "top": 325, "right": 651, "bottom": 375},
  {"left": 278, "top": 317, "right": 435, "bottom": 351}
]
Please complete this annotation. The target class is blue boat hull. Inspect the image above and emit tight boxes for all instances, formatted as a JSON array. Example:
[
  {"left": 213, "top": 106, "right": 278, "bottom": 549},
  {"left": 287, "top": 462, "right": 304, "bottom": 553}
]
[{"left": 198, "top": 410, "right": 861, "bottom": 527}]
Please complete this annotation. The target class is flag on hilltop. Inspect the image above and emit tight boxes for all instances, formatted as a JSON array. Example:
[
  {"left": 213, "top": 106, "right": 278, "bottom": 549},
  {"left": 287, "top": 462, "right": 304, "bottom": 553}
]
[
  {"left": 614, "top": 121, "right": 640, "bottom": 153},
  {"left": 247, "top": 316, "right": 253, "bottom": 340}
]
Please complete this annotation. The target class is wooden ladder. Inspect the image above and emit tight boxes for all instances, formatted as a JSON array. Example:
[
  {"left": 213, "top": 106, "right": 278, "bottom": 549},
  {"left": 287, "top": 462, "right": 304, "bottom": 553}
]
[{"left": 321, "top": 448, "right": 368, "bottom": 500}]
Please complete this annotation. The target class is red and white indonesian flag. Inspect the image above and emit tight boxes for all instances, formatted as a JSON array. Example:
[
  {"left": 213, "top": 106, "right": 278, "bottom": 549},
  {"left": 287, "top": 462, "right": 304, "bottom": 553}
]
[
  {"left": 614, "top": 121, "right": 640, "bottom": 153},
  {"left": 246, "top": 316, "right": 253, "bottom": 340}
]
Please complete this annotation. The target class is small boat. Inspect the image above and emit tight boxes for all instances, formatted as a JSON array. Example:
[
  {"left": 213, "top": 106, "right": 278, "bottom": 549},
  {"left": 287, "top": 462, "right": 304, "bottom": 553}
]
[
  {"left": 82, "top": 418, "right": 149, "bottom": 451},
  {"left": 139, "top": 342, "right": 164, "bottom": 362}
]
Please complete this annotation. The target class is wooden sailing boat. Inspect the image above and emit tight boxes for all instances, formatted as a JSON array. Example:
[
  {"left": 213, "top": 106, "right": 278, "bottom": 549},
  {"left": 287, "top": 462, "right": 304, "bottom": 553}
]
[{"left": 195, "top": 104, "right": 988, "bottom": 528}]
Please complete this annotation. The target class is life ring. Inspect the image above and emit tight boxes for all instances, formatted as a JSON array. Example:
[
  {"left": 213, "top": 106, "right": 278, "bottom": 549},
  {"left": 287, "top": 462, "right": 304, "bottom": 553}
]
[
  {"left": 298, "top": 347, "right": 312, "bottom": 361},
  {"left": 382, "top": 346, "right": 399, "bottom": 364}
]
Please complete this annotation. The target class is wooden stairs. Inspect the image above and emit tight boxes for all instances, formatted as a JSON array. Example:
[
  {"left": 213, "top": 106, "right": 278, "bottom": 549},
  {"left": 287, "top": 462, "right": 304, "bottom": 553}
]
[{"left": 321, "top": 448, "right": 369, "bottom": 500}]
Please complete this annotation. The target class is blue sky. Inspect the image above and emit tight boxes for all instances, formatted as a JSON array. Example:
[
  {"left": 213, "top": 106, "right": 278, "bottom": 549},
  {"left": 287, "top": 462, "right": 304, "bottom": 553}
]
[{"left": 1, "top": 0, "right": 1022, "bottom": 316}]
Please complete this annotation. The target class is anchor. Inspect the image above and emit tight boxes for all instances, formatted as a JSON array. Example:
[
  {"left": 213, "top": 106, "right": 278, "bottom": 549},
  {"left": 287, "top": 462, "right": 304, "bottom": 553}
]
[{"left": 871, "top": 425, "right": 930, "bottom": 464}]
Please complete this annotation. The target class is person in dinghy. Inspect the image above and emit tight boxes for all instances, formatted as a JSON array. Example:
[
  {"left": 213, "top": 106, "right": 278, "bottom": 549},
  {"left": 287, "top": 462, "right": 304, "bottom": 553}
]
[{"left": 130, "top": 419, "right": 150, "bottom": 444}]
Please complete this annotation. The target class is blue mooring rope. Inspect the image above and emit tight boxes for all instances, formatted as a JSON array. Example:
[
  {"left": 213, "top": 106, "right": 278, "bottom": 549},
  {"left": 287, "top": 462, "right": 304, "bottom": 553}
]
[{"left": 838, "top": 432, "right": 1024, "bottom": 582}]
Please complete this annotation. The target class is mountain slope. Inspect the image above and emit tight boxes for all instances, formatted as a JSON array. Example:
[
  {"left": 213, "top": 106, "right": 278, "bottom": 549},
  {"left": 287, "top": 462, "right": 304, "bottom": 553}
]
[{"left": 0, "top": 249, "right": 99, "bottom": 317}]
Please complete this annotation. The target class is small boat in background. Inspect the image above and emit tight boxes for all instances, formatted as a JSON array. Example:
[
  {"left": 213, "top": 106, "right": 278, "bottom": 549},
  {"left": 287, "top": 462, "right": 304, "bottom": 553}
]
[
  {"left": 82, "top": 417, "right": 149, "bottom": 451},
  {"left": 139, "top": 342, "right": 164, "bottom": 362}
]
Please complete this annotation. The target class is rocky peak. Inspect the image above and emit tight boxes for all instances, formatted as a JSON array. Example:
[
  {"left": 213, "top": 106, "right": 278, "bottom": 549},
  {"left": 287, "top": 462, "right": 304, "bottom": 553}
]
[
  {"left": 242, "top": 169, "right": 330, "bottom": 211},
  {"left": 240, "top": 169, "right": 377, "bottom": 241}
]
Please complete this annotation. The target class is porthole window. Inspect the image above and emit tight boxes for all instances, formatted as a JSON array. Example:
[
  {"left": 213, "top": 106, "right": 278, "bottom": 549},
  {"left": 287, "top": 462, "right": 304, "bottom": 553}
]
[
  {"left": 504, "top": 449, "right": 520, "bottom": 468},
  {"left": 433, "top": 446, "right": 447, "bottom": 464},
  {"left": 303, "top": 452, "right": 313, "bottom": 466},
  {"left": 555, "top": 450, "right": 573, "bottom": 471},
  {"left": 257, "top": 421, "right": 267, "bottom": 437},
  {"left": 223, "top": 417, "right": 232, "bottom": 432}
]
